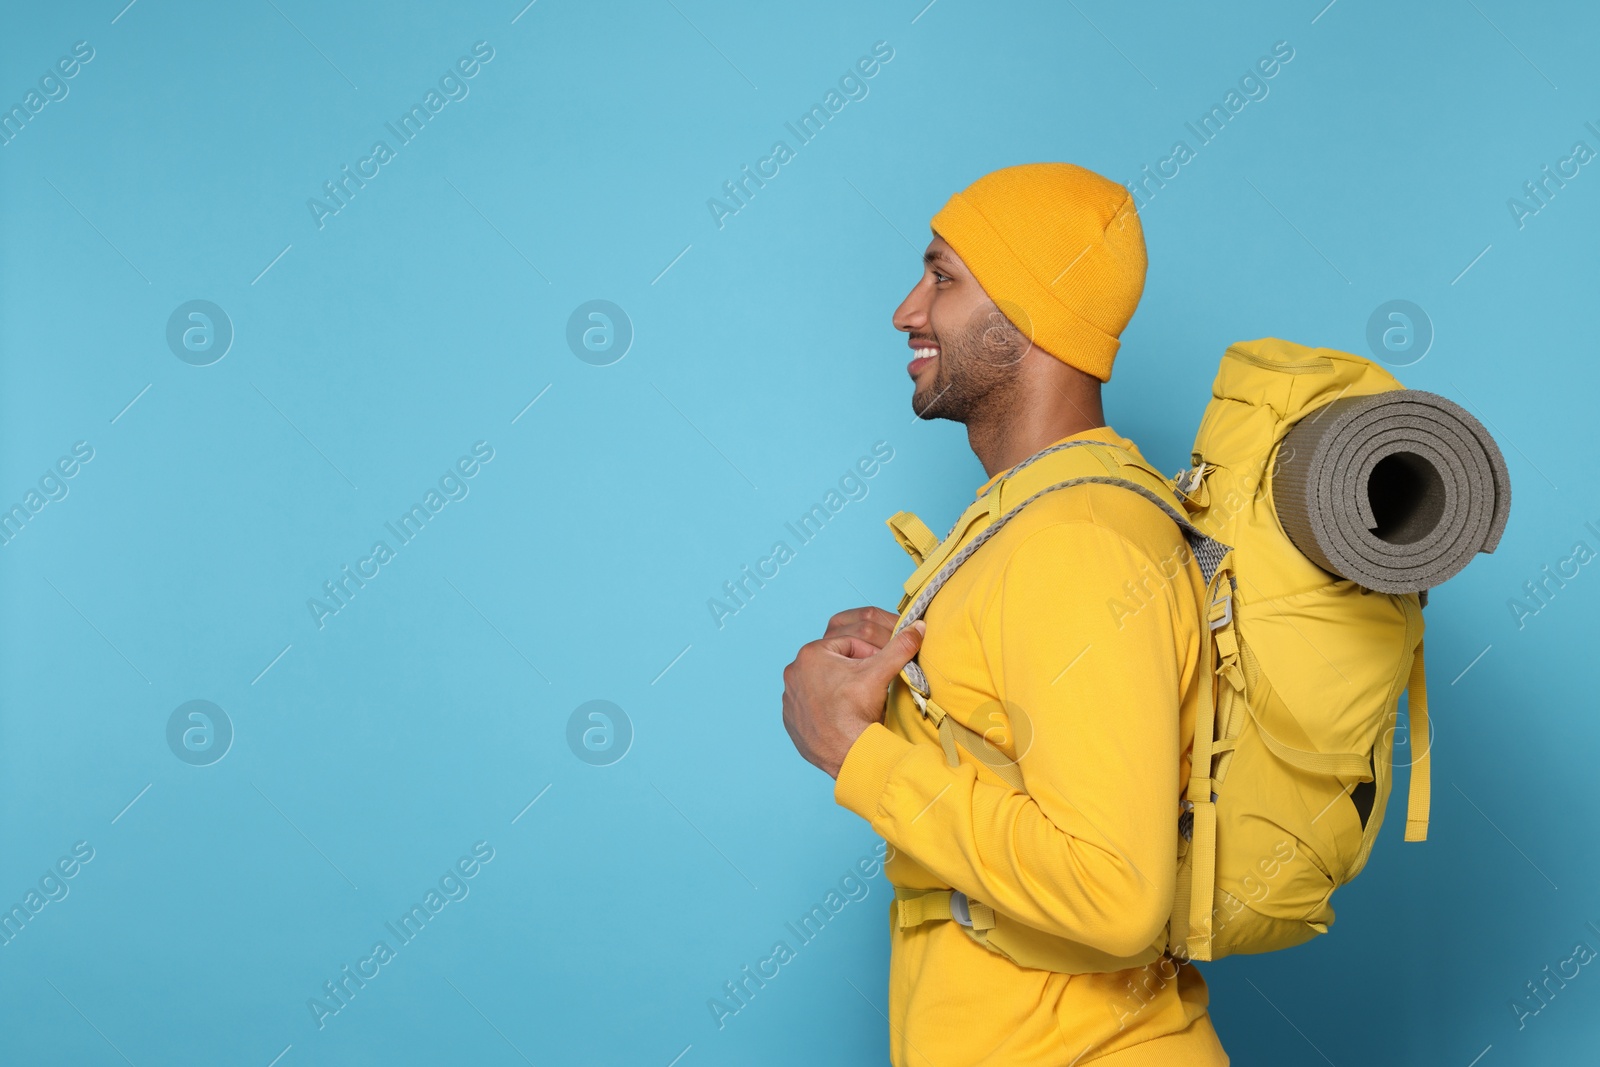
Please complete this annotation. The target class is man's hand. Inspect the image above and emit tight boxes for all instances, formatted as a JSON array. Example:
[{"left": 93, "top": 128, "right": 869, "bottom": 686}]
[{"left": 782, "top": 611, "right": 926, "bottom": 779}]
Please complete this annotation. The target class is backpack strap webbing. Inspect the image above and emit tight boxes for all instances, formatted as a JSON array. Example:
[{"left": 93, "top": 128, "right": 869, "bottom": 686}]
[
  {"left": 886, "top": 511, "right": 940, "bottom": 565},
  {"left": 1403, "top": 636, "right": 1431, "bottom": 841},
  {"left": 920, "top": 699, "right": 1026, "bottom": 792}
]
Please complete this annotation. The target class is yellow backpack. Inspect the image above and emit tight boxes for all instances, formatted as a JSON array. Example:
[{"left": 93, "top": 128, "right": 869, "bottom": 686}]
[{"left": 887, "top": 338, "right": 1468, "bottom": 967}]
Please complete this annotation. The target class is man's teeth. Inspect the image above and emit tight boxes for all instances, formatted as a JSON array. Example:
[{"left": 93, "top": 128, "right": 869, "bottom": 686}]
[{"left": 915, "top": 347, "right": 939, "bottom": 359}]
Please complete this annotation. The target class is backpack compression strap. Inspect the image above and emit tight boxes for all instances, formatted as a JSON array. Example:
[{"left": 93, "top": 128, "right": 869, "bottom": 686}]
[
  {"left": 1171, "top": 553, "right": 1241, "bottom": 962},
  {"left": 1403, "top": 637, "right": 1431, "bottom": 841}
]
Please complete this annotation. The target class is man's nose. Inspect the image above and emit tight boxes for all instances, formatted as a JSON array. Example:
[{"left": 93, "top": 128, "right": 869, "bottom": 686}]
[{"left": 893, "top": 278, "right": 929, "bottom": 334}]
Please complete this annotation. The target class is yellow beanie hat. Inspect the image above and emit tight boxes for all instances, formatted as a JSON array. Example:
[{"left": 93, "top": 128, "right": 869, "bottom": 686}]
[{"left": 931, "top": 162, "right": 1146, "bottom": 382}]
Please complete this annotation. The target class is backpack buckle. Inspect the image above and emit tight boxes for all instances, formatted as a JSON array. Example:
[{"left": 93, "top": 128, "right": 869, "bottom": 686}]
[
  {"left": 1178, "top": 792, "right": 1220, "bottom": 841},
  {"left": 1174, "top": 461, "right": 1208, "bottom": 495},
  {"left": 1208, "top": 590, "right": 1233, "bottom": 631}
]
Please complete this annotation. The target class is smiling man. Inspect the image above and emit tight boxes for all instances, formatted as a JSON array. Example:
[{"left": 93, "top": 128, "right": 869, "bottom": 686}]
[{"left": 781, "top": 163, "right": 1229, "bottom": 1065}]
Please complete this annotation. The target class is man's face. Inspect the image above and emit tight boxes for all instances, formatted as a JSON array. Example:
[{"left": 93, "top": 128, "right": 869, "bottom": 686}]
[{"left": 892, "top": 235, "right": 1031, "bottom": 423}]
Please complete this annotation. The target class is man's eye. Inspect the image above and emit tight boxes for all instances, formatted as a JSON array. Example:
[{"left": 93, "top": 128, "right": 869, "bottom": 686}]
[{"left": 931, "top": 270, "right": 951, "bottom": 283}]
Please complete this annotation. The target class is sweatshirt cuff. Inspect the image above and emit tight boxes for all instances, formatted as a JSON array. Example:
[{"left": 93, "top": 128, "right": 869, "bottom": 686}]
[{"left": 834, "top": 722, "right": 917, "bottom": 820}]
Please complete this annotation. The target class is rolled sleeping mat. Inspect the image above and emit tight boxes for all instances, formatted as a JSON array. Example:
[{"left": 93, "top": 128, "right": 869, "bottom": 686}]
[{"left": 1272, "top": 390, "right": 1511, "bottom": 594}]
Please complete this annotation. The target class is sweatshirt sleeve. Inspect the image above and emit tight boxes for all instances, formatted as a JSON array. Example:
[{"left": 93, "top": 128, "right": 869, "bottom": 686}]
[{"left": 834, "top": 518, "right": 1185, "bottom": 957}]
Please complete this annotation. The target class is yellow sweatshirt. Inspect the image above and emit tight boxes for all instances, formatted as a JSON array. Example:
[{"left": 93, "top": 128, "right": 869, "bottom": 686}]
[{"left": 835, "top": 426, "right": 1230, "bottom": 1066}]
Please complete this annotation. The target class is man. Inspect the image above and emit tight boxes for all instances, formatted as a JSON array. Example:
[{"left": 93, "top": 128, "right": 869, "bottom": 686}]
[{"left": 781, "top": 163, "right": 1229, "bottom": 1065}]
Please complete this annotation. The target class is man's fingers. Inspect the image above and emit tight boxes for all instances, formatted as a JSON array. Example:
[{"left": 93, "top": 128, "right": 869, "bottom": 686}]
[
  {"left": 824, "top": 607, "right": 872, "bottom": 635},
  {"left": 823, "top": 606, "right": 900, "bottom": 646},
  {"left": 818, "top": 634, "right": 884, "bottom": 661},
  {"left": 845, "top": 618, "right": 896, "bottom": 648}
]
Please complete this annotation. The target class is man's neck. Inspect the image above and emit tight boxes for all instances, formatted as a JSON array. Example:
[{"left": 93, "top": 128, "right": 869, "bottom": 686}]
[{"left": 968, "top": 362, "right": 1106, "bottom": 478}]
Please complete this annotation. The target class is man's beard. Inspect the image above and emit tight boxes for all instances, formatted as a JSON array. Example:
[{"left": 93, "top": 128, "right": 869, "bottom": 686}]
[{"left": 912, "top": 304, "right": 1030, "bottom": 424}]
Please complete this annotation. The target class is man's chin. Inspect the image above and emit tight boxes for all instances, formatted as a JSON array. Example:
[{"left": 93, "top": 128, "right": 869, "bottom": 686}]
[{"left": 910, "top": 390, "right": 949, "bottom": 421}]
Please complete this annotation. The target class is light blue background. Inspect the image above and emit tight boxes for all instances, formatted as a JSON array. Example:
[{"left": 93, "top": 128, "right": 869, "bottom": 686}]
[{"left": 2, "top": 1, "right": 1596, "bottom": 1064}]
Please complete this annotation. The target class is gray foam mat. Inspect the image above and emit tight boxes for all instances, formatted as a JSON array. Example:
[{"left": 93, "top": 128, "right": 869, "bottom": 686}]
[{"left": 1272, "top": 390, "right": 1511, "bottom": 594}]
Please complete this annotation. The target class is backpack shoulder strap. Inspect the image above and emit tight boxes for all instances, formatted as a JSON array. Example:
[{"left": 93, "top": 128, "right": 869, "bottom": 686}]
[
  {"left": 891, "top": 439, "right": 1234, "bottom": 784},
  {"left": 895, "top": 440, "right": 1229, "bottom": 636}
]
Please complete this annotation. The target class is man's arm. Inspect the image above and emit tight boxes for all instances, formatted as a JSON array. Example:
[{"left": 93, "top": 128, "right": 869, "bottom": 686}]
[{"left": 833, "top": 520, "right": 1187, "bottom": 958}]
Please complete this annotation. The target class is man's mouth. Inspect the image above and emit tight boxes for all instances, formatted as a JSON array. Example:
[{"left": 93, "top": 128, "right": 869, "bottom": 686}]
[{"left": 908, "top": 345, "right": 939, "bottom": 378}]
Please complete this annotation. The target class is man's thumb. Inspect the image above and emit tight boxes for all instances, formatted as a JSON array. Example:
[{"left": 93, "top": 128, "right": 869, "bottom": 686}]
[{"left": 871, "top": 620, "right": 925, "bottom": 678}]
